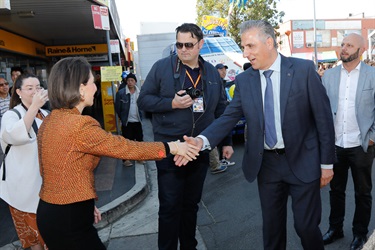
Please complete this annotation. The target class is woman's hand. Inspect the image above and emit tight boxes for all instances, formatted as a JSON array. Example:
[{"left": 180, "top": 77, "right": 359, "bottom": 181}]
[
  {"left": 32, "top": 88, "right": 48, "bottom": 109},
  {"left": 171, "top": 136, "right": 202, "bottom": 166},
  {"left": 168, "top": 139, "right": 200, "bottom": 165},
  {"left": 94, "top": 206, "right": 102, "bottom": 224}
]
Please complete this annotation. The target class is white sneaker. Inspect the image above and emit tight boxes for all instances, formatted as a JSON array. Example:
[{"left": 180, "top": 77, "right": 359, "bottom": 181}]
[{"left": 221, "top": 159, "right": 235, "bottom": 166}]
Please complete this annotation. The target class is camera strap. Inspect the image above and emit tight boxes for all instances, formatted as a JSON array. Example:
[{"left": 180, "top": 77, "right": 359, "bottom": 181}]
[{"left": 185, "top": 70, "right": 201, "bottom": 88}]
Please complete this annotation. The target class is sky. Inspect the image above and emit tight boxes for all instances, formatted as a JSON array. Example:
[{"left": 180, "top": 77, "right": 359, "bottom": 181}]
[{"left": 115, "top": 0, "right": 375, "bottom": 42}]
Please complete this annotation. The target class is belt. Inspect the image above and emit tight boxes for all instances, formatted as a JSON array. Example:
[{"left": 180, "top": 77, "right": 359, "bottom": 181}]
[{"left": 264, "top": 148, "right": 285, "bottom": 155}]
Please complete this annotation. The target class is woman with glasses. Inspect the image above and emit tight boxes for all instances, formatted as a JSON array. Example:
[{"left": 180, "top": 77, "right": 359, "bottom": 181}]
[{"left": 0, "top": 73, "right": 49, "bottom": 250}]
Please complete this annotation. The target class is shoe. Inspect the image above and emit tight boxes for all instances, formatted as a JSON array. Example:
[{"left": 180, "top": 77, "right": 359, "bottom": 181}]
[
  {"left": 350, "top": 235, "right": 367, "bottom": 250},
  {"left": 137, "top": 160, "right": 146, "bottom": 164},
  {"left": 220, "top": 159, "right": 235, "bottom": 166},
  {"left": 123, "top": 160, "right": 133, "bottom": 167},
  {"left": 211, "top": 165, "right": 227, "bottom": 174},
  {"left": 322, "top": 228, "right": 344, "bottom": 245}
]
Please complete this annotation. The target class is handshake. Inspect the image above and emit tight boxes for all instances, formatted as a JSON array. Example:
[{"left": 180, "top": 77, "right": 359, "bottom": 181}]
[{"left": 169, "top": 135, "right": 204, "bottom": 167}]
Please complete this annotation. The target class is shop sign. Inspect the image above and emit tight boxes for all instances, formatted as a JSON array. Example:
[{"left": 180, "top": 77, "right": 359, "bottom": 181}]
[{"left": 45, "top": 44, "right": 108, "bottom": 56}]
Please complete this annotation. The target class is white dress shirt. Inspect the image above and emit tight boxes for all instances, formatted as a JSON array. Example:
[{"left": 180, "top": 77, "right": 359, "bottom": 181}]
[{"left": 335, "top": 64, "right": 361, "bottom": 148}]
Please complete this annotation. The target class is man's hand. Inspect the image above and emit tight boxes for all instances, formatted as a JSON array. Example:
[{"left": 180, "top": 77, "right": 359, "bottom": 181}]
[
  {"left": 222, "top": 146, "right": 234, "bottom": 159},
  {"left": 174, "top": 136, "right": 203, "bottom": 166},
  {"left": 320, "top": 169, "right": 334, "bottom": 188},
  {"left": 172, "top": 91, "right": 194, "bottom": 109}
]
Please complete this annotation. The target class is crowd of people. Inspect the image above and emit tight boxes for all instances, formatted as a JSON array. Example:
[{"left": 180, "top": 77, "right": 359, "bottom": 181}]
[{"left": 1, "top": 19, "right": 375, "bottom": 250}]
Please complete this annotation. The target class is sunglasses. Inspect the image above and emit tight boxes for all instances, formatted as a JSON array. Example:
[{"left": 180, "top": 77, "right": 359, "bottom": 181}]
[
  {"left": 0, "top": 82, "right": 9, "bottom": 87},
  {"left": 175, "top": 41, "right": 199, "bottom": 50}
]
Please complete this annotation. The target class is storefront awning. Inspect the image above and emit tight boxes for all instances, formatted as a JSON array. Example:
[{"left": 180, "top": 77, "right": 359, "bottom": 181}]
[{"left": 291, "top": 51, "right": 338, "bottom": 63}]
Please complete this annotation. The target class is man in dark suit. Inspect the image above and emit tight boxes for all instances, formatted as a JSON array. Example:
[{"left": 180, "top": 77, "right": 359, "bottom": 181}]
[{"left": 179, "top": 20, "right": 336, "bottom": 250}]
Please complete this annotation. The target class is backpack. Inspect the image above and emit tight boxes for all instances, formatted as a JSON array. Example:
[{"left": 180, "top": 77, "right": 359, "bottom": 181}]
[{"left": 1, "top": 109, "right": 21, "bottom": 181}]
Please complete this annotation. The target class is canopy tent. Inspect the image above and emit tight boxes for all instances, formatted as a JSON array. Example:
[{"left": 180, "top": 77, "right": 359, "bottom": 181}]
[{"left": 291, "top": 51, "right": 338, "bottom": 63}]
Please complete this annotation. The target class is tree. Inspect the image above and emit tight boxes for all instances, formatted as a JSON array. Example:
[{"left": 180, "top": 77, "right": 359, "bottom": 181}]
[{"left": 196, "top": 0, "right": 285, "bottom": 46}]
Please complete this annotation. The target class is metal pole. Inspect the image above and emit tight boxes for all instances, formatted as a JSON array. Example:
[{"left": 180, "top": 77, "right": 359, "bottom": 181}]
[
  {"left": 106, "top": 30, "right": 120, "bottom": 134},
  {"left": 313, "top": 0, "right": 318, "bottom": 70},
  {"left": 106, "top": 30, "right": 113, "bottom": 66}
]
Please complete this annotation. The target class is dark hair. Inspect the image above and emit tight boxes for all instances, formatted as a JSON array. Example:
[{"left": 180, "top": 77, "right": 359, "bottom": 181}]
[
  {"left": 10, "top": 66, "right": 23, "bottom": 74},
  {"left": 239, "top": 20, "right": 277, "bottom": 49},
  {"left": 9, "top": 73, "right": 38, "bottom": 109},
  {"left": 175, "top": 23, "right": 203, "bottom": 41},
  {"left": 48, "top": 57, "right": 92, "bottom": 110}
]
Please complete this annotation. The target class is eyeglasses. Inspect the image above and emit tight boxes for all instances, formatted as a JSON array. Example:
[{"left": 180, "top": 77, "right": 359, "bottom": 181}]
[
  {"left": 20, "top": 86, "right": 43, "bottom": 92},
  {"left": 175, "top": 41, "right": 199, "bottom": 50},
  {"left": 0, "top": 82, "right": 9, "bottom": 87}
]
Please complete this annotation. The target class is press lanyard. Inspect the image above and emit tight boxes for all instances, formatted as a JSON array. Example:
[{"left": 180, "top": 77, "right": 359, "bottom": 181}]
[{"left": 185, "top": 70, "right": 201, "bottom": 88}]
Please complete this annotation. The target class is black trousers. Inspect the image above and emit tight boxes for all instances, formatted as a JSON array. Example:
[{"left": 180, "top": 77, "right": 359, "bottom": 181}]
[
  {"left": 156, "top": 153, "right": 209, "bottom": 250},
  {"left": 121, "top": 122, "right": 143, "bottom": 142},
  {"left": 258, "top": 151, "right": 323, "bottom": 250},
  {"left": 37, "top": 199, "right": 106, "bottom": 250},
  {"left": 329, "top": 145, "right": 374, "bottom": 237}
]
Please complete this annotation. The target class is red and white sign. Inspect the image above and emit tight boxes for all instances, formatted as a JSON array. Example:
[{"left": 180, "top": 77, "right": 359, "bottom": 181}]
[
  {"left": 110, "top": 40, "right": 120, "bottom": 54},
  {"left": 91, "top": 5, "right": 110, "bottom": 30}
]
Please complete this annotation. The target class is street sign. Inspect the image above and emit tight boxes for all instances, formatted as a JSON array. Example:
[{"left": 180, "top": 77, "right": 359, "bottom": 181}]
[
  {"left": 110, "top": 40, "right": 120, "bottom": 54},
  {"left": 91, "top": 5, "right": 110, "bottom": 31}
]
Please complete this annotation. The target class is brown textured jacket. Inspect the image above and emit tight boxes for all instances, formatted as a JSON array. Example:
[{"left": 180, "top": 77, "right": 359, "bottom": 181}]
[{"left": 37, "top": 108, "right": 166, "bottom": 205}]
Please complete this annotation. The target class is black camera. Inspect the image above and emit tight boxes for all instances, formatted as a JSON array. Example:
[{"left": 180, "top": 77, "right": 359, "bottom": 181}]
[{"left": 178, "top": 87, "right": 202, "bottom": 99}]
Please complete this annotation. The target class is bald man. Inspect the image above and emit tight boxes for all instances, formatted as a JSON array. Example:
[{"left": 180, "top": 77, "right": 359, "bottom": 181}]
[{"left": 321, "top": 33, "right": 375, "bottom": 250}]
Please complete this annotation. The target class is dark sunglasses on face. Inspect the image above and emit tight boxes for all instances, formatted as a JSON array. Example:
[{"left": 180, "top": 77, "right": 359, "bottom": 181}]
[
  {"left": 0, "top": 82, "right": 9, "bottom": 87},
  {"left": 175, "top": 41, "right": 199, "bottom": 50}
]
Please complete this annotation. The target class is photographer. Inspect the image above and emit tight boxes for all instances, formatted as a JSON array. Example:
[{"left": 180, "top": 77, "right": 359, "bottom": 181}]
[{"left": 137, "top": 23, "right": 233, "bottom": 249}]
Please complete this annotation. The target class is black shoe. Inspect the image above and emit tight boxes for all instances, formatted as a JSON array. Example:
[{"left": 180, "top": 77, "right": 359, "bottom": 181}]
[
  {"left": 322, "top": 228, "right": 344, "bottom": 245},
  {"left": 350, "top": 235, "right": 367, "bottom": 250}
]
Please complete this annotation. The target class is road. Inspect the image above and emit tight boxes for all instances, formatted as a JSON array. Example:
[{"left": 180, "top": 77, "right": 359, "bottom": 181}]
[{"left": 197, "top": 136, "right": 375, "bottom": 249}]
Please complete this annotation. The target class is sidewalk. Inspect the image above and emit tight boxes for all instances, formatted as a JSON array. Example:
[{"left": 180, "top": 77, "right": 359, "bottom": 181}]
[{"left": 98, "top": 117, "right": 206, "bottom": 249}]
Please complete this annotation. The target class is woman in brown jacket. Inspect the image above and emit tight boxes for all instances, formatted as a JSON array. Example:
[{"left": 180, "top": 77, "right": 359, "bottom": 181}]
[{"left": 36, "top": 57, "right": 199, "bottom": 250}]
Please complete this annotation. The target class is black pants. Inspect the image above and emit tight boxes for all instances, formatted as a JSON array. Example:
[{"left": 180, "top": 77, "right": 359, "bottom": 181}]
[
  {"left": 37, "top": 199, "right": 106, "bottom": 250},
  {"left": 121, "top": 122, "right": 143, "bottom": 142},
  {"left": 156, "top": 153, "right": 209, "bottom": 250},
  {"left": 258, "top": 151, "right": 323, "bottom": 250},
  {"left": 329, "top": 145, "right": 374, "bottom": 237}
]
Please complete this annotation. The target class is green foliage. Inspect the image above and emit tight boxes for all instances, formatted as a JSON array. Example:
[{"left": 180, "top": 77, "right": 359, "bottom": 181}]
[{"left": 196, "top": 0, "right": 285, "bottom": 47}]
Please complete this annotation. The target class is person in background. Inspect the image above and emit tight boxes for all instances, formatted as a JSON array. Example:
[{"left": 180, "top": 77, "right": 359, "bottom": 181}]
[
  {"left": 137, "top": 23, "right": 233, "bottom": 249},
  {"left": 93, "top": 73, "right": 102, "bottom": 110},
  {"left": 118, "top": 71, "right": 128, "bottom": 91},
  {"left": 180, "top": 20, "right": 336, "bottom": 250},
  {"left": 321, "top": 33, "right": 375, "bottom": 250},
  {"left": 114, "top": 73, "right": 144, "bottom": 167},
  {"left": 10, "top": 66, "right": 23, "bottom": 96},
  {"left": 0, "top": 73, "right": 49, "bottom": 250},
  {"left": 0, "top": 77, "right": 10, "bottom": 119},
  {"left": 215, "top": 63, "right": 228, "bottom": 87},
  {"left": 215, "top": 63, "right": 236, "bottom": 168},
  {"left": 243, "top": 62, "right": 252, "bottom": 71},
  {"left": 0, "top": 77, "right": 11, "bottom": 158},
  {"left": 35, "top": 57, "right": 199, "bottom": 250}
]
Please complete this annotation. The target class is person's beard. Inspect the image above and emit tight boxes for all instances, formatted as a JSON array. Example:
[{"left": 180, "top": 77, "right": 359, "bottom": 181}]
[{"left": 340, "top": 48, "right": 360, "bottom": 63}]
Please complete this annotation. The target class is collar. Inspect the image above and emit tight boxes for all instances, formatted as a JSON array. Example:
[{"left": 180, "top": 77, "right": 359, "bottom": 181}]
[{"left": 259, "top": 53, "right": 281, "bottom": 75}]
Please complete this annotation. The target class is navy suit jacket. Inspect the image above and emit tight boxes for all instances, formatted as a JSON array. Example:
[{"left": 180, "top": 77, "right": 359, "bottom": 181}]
[{"left": 201, "top": 54, "right": 336, "bottom": 183}]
